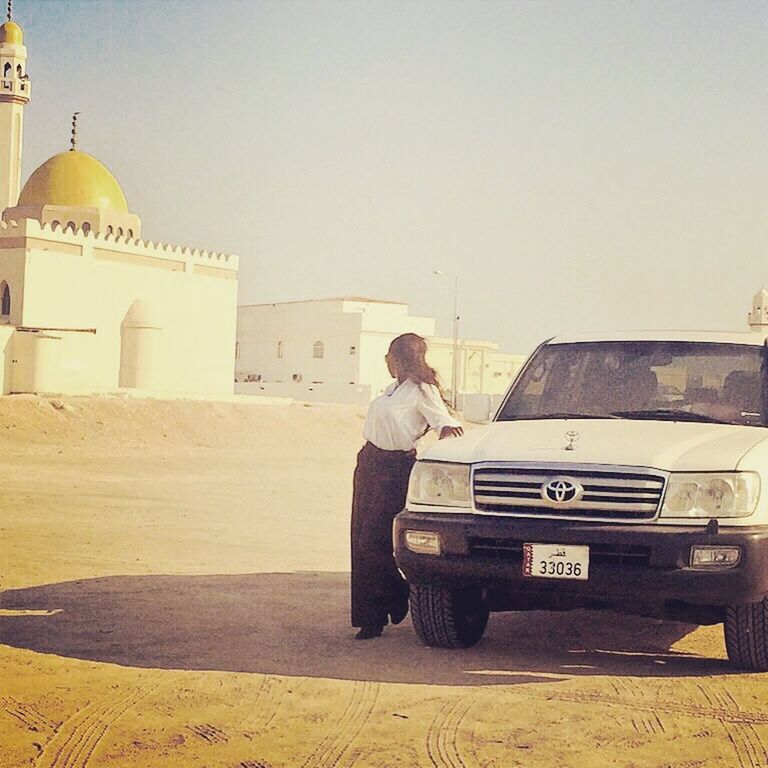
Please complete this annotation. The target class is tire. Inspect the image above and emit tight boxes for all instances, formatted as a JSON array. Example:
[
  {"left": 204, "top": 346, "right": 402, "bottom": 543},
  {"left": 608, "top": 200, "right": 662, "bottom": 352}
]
[
  {"left": 724, "top": 598, "right": 768, "bottom": 671},
  {"left": 409, "top": 584, "right": 489, "bottom": 649}
]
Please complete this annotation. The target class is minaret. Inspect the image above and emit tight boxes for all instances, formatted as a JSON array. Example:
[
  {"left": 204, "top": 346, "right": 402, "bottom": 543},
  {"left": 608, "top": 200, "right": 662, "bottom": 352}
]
[
  {"left": 0, "top": 0, "right": 30, "bottom": 212},
  {"left": 748, "top": 288, "right": 768, "bottom": 331}
]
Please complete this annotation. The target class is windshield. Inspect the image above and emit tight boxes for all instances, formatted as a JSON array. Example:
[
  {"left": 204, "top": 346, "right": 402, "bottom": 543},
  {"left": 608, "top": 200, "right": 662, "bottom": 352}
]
[{"left": 497, "top": 341, "right": 766, "bottom": 427}]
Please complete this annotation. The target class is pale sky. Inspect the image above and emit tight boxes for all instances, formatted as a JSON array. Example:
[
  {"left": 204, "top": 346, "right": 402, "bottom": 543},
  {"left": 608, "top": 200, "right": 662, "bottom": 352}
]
[{"left": 19, "top": 0, "right": 768, "bottom": 353}]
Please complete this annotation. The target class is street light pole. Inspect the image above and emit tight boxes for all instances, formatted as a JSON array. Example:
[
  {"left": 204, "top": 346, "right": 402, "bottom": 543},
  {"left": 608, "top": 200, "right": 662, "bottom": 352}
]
[
  {"left": 451, "top": 273, "right": 459, "bottom": 411},
  {"left": 434, "top": 269, "right": 460, "bottom": 410}
]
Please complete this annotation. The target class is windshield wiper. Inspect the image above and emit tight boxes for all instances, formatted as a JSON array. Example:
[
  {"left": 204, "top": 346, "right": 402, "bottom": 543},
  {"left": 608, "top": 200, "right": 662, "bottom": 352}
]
[
  {"left": 610, "top": 408, "right": 731, "bottom": 424},
  {"left": 506, "top": 412, "right": 622, "bottom": 421}
]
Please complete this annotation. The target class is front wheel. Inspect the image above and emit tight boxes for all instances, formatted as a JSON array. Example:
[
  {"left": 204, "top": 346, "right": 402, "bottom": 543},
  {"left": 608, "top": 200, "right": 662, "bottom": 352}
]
[
  {"left": 724, "top": 598, "right": 768, "bottom": 671},
  {"left": 409, "top": 584, "right": 489, "bottom": 649}
]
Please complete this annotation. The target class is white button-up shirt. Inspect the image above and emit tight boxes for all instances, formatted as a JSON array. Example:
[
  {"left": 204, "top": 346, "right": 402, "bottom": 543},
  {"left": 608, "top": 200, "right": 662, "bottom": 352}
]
[{"left": 362, "top": 379, "right": 462, "bottom": 451}]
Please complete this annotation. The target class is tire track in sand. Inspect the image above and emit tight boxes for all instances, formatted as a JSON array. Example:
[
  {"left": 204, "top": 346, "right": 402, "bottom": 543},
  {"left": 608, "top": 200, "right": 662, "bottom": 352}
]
[
  {"left": 297, "top": 681, "right": 379, "bottom": 768},
  {"left": 36, "top": 685, "right": 157, "bottom": 768},
  {"left": 0, "top": 696, "right": 59, "bottom": 733},
  {"left": 612, "top": 677, "right": 666, "bottom": 736},
  {"left": 425, "top": 696, "right": 477, "bottom": 768},
  {"left": 692, "top": 681, "right": 768, "bottom": 768},
  {"left": 250, "top": 676, "right": 282, "bottom": 730},
  {"left": 241, "top": 676, "right": 308, "bottom": 737},
  {"left": 264, "top": 677, "right": 308, "bottom": 729},
  {"left": 526, "top": 688, "right": 768, "bottom": 726}
]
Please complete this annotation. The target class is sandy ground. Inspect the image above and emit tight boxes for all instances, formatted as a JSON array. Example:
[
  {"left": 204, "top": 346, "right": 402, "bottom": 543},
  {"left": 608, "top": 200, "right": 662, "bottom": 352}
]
[{"left": 2, "top": 396, "right": 768, "bottom": 768}]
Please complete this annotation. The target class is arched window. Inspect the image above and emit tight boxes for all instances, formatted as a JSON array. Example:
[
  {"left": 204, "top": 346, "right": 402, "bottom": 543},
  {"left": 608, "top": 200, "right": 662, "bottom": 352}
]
[
  {"left": 313, "top": 340, "right": 325, "bottom": 359},
  {"left": 127, "top": 229, "right": 134, "bottom": 239},
  {"left": 15, "top": 64, "right": 21, "bottom": 77},
  {"left": 276, "top": 341, "right": 283, "bottom": 359},
  {"left": 65, "top": 221, "right": 76, "bottom": 232},
  {"left": 117, "top": 227, "right": 124, "bottom": 238},
  {"left": 3, "top": 63, "right": 10, "bottom": 78},
  {"left": 106, "top": 225, "right": 114, "bottom": 237},
  {"left": 51, "top": 220, "right": 61, "bottom": 231},
  {"left": 81, "top": 222, "right": 91, "bottom": 234},
  {"left": 1, "top": 282, "right": 10, "bottom": 317}
]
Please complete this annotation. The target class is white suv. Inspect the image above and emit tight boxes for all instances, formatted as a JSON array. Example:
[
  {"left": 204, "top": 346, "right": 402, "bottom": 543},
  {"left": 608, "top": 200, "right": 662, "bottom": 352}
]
[{"left": 394, "top": 331, "right": 768, "bottom": 670}]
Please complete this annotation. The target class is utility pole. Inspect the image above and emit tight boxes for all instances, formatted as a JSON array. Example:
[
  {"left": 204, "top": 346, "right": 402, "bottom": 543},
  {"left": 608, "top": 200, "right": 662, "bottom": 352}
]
[
  {"left": 451, "top": 273, "right": 459, "bottom": 410},
  {"left": 434, "top": 269, "right": 460, "bottom": 410}
]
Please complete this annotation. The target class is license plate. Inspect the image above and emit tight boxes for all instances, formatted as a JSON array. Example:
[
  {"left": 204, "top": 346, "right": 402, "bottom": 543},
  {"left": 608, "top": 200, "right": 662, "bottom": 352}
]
[{"left": 522, "top": 543, "right": 589, "bottom": 580}]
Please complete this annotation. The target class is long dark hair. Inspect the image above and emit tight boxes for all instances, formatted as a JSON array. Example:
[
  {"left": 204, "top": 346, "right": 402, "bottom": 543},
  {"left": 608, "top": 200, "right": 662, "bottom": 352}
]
[{"left": 388, "top": 333, "right": 452, "bottom": 410}]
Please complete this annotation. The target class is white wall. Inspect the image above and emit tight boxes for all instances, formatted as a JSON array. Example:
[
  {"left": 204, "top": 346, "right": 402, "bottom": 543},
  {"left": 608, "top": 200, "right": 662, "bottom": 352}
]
[
  {"left": 236, "top": 379, "right": 372, "bottom": 405},
  {"left": 0, "top": 246, "right": 26, "bottom": 326},
  {"left": 237, "top": 301, "right": 362, "bottom": 386},
  {"left": 0, "top": 324, "right": 13, "bottom": 393},
  {"left": 237, "top": 299, "right": 436, "bottom": 400},
  {"left": 10, "top": 328, "right": 99, "bottom": 394},
  {"left": 0, "top": 219, "right": 238, "bottom": 396}
]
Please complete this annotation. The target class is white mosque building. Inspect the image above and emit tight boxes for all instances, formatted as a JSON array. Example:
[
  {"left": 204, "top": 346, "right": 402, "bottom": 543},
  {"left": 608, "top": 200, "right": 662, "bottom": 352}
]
[{"left": 0, "top": 15, "right": 238, "bottom": 396}]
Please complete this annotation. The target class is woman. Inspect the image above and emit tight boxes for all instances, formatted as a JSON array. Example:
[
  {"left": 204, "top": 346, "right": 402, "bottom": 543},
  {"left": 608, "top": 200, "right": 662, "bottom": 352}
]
[{"left": 351, "top": 333, "right": 463, "bottom": 640}]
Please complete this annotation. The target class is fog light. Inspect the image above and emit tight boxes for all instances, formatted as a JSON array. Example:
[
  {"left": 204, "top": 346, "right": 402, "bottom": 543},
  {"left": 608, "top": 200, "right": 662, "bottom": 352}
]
[
  {"left": 690, "top": 546, "right": 741, "bottom": 568},
  {"left": 405, "top": 530, "right": 441, "bottom": 555}
]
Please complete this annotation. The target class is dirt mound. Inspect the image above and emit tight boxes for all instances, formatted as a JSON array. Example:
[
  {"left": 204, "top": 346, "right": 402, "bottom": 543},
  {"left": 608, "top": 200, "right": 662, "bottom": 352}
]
[{"left": 0, "top": 395, "right": 367, "bottom": 454}]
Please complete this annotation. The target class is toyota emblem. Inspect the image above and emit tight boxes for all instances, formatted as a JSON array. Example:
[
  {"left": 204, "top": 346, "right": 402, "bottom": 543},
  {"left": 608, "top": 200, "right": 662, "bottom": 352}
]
[{"left": 541, "top": 477, "right": 583, "bottom": 505}]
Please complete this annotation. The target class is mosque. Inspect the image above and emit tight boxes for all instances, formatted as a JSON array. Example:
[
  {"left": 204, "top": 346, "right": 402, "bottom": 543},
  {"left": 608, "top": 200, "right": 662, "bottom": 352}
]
[{"left": 0, "top": 13, "right": 239, "bottom": 396}]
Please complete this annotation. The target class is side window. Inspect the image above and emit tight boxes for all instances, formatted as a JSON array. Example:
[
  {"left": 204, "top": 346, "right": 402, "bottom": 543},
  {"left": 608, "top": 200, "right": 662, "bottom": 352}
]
[
  {"left": 500, "top": 352, "right": 554, "bottom": 417},
  {"left": 277, "top": 341, "right": 283, "bottom": 359}
]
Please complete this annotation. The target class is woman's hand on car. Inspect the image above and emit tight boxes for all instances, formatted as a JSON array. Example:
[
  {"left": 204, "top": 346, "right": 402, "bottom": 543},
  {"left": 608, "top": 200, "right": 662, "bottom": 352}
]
[{"left": 440, "top": 426, "right": 464, "bottom": 439}]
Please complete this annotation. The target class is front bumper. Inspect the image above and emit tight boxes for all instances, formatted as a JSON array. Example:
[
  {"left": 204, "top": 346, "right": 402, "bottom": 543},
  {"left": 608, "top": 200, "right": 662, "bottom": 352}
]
[{"left": 394, "top": 511, "right": 768, "bottom": 619}]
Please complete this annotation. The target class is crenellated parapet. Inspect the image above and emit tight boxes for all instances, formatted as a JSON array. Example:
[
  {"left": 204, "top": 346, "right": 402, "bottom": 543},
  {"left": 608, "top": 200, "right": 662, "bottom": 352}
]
[{"left": 0, "top": 217, "right": 239, "bottom": 273}]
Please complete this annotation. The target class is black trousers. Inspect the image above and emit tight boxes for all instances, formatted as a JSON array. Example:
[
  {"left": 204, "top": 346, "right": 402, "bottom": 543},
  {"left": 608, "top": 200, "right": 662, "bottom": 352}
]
[{"left": 350, "top": 441, "right": 416, "bottom": 628}]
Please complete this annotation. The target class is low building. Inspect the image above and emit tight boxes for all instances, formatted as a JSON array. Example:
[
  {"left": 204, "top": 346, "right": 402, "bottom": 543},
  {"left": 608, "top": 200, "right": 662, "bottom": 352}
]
[
  {"left": 235, "top": 297, "right": 525, "bottom": 406},
  {"left": 236, "top": 298, "right": 435, "bottom": 404},
  {"left": 426, "top": 336, "right": 526, "bottom": 397}
]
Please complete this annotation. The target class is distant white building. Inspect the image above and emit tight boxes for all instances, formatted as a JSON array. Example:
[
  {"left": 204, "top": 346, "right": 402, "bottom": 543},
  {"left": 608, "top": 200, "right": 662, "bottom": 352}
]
[{"left": 235, "top": 297, "right": 525, "bottom": 406}]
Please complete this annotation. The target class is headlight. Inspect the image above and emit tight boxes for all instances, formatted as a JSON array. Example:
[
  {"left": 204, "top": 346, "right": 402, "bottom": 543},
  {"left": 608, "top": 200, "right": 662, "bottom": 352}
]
[
  {"left": 407, "top": 462, "right": 471, "bottom": 507},
  {"left": 660, "top": 473, "right": 760, "bottom": 519}
]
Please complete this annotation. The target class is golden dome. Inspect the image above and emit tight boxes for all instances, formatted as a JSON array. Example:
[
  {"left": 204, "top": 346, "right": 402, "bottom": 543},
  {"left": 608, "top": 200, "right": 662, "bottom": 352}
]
[
  {"left": 0, "top": 21, "right": 23, "bottom": 45},
  {"left": 18, "top": 151, "right": 129, "bottom": 212}
]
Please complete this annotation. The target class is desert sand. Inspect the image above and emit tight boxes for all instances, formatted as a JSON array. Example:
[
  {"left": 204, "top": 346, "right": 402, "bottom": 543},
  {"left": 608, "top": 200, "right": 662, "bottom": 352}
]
[{"left": 1, "top": 395, "right": 768, "bottom": 768}]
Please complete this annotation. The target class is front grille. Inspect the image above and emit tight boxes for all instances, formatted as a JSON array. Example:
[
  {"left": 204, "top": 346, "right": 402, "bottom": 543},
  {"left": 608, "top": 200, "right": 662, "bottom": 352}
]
[
  {"left": 468, "top": 537, "right": 652, "bottom": 568},
  {"left": 473, "top": 465, "right": 666, "bottom": 522}
]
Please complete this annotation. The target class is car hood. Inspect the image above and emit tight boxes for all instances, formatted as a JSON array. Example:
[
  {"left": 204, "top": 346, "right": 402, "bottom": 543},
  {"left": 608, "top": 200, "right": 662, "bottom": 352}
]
[{"left": 419, "top": 418, "right": 768, "bottom": 472}]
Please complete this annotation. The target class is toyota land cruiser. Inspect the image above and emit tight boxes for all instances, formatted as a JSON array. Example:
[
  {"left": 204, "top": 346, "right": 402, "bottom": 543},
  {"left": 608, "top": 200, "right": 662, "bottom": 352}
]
[{"left": 394, "top": 331, "right": 768, "bottom": 670}]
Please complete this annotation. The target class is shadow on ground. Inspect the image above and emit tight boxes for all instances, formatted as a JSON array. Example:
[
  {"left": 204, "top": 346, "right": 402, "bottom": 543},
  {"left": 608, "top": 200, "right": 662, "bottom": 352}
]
[{"left": 0, "top": 572, "right": 731, "bottom": 685}]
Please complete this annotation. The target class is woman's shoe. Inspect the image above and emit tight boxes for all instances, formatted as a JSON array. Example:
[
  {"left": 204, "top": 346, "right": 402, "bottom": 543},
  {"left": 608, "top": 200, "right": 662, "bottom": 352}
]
[
  {"left": 389, "top": 598, "right": 409, "bottom": 626},
  {"left": 355, "top": 625, "right": 383, "bottom": 640}
]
